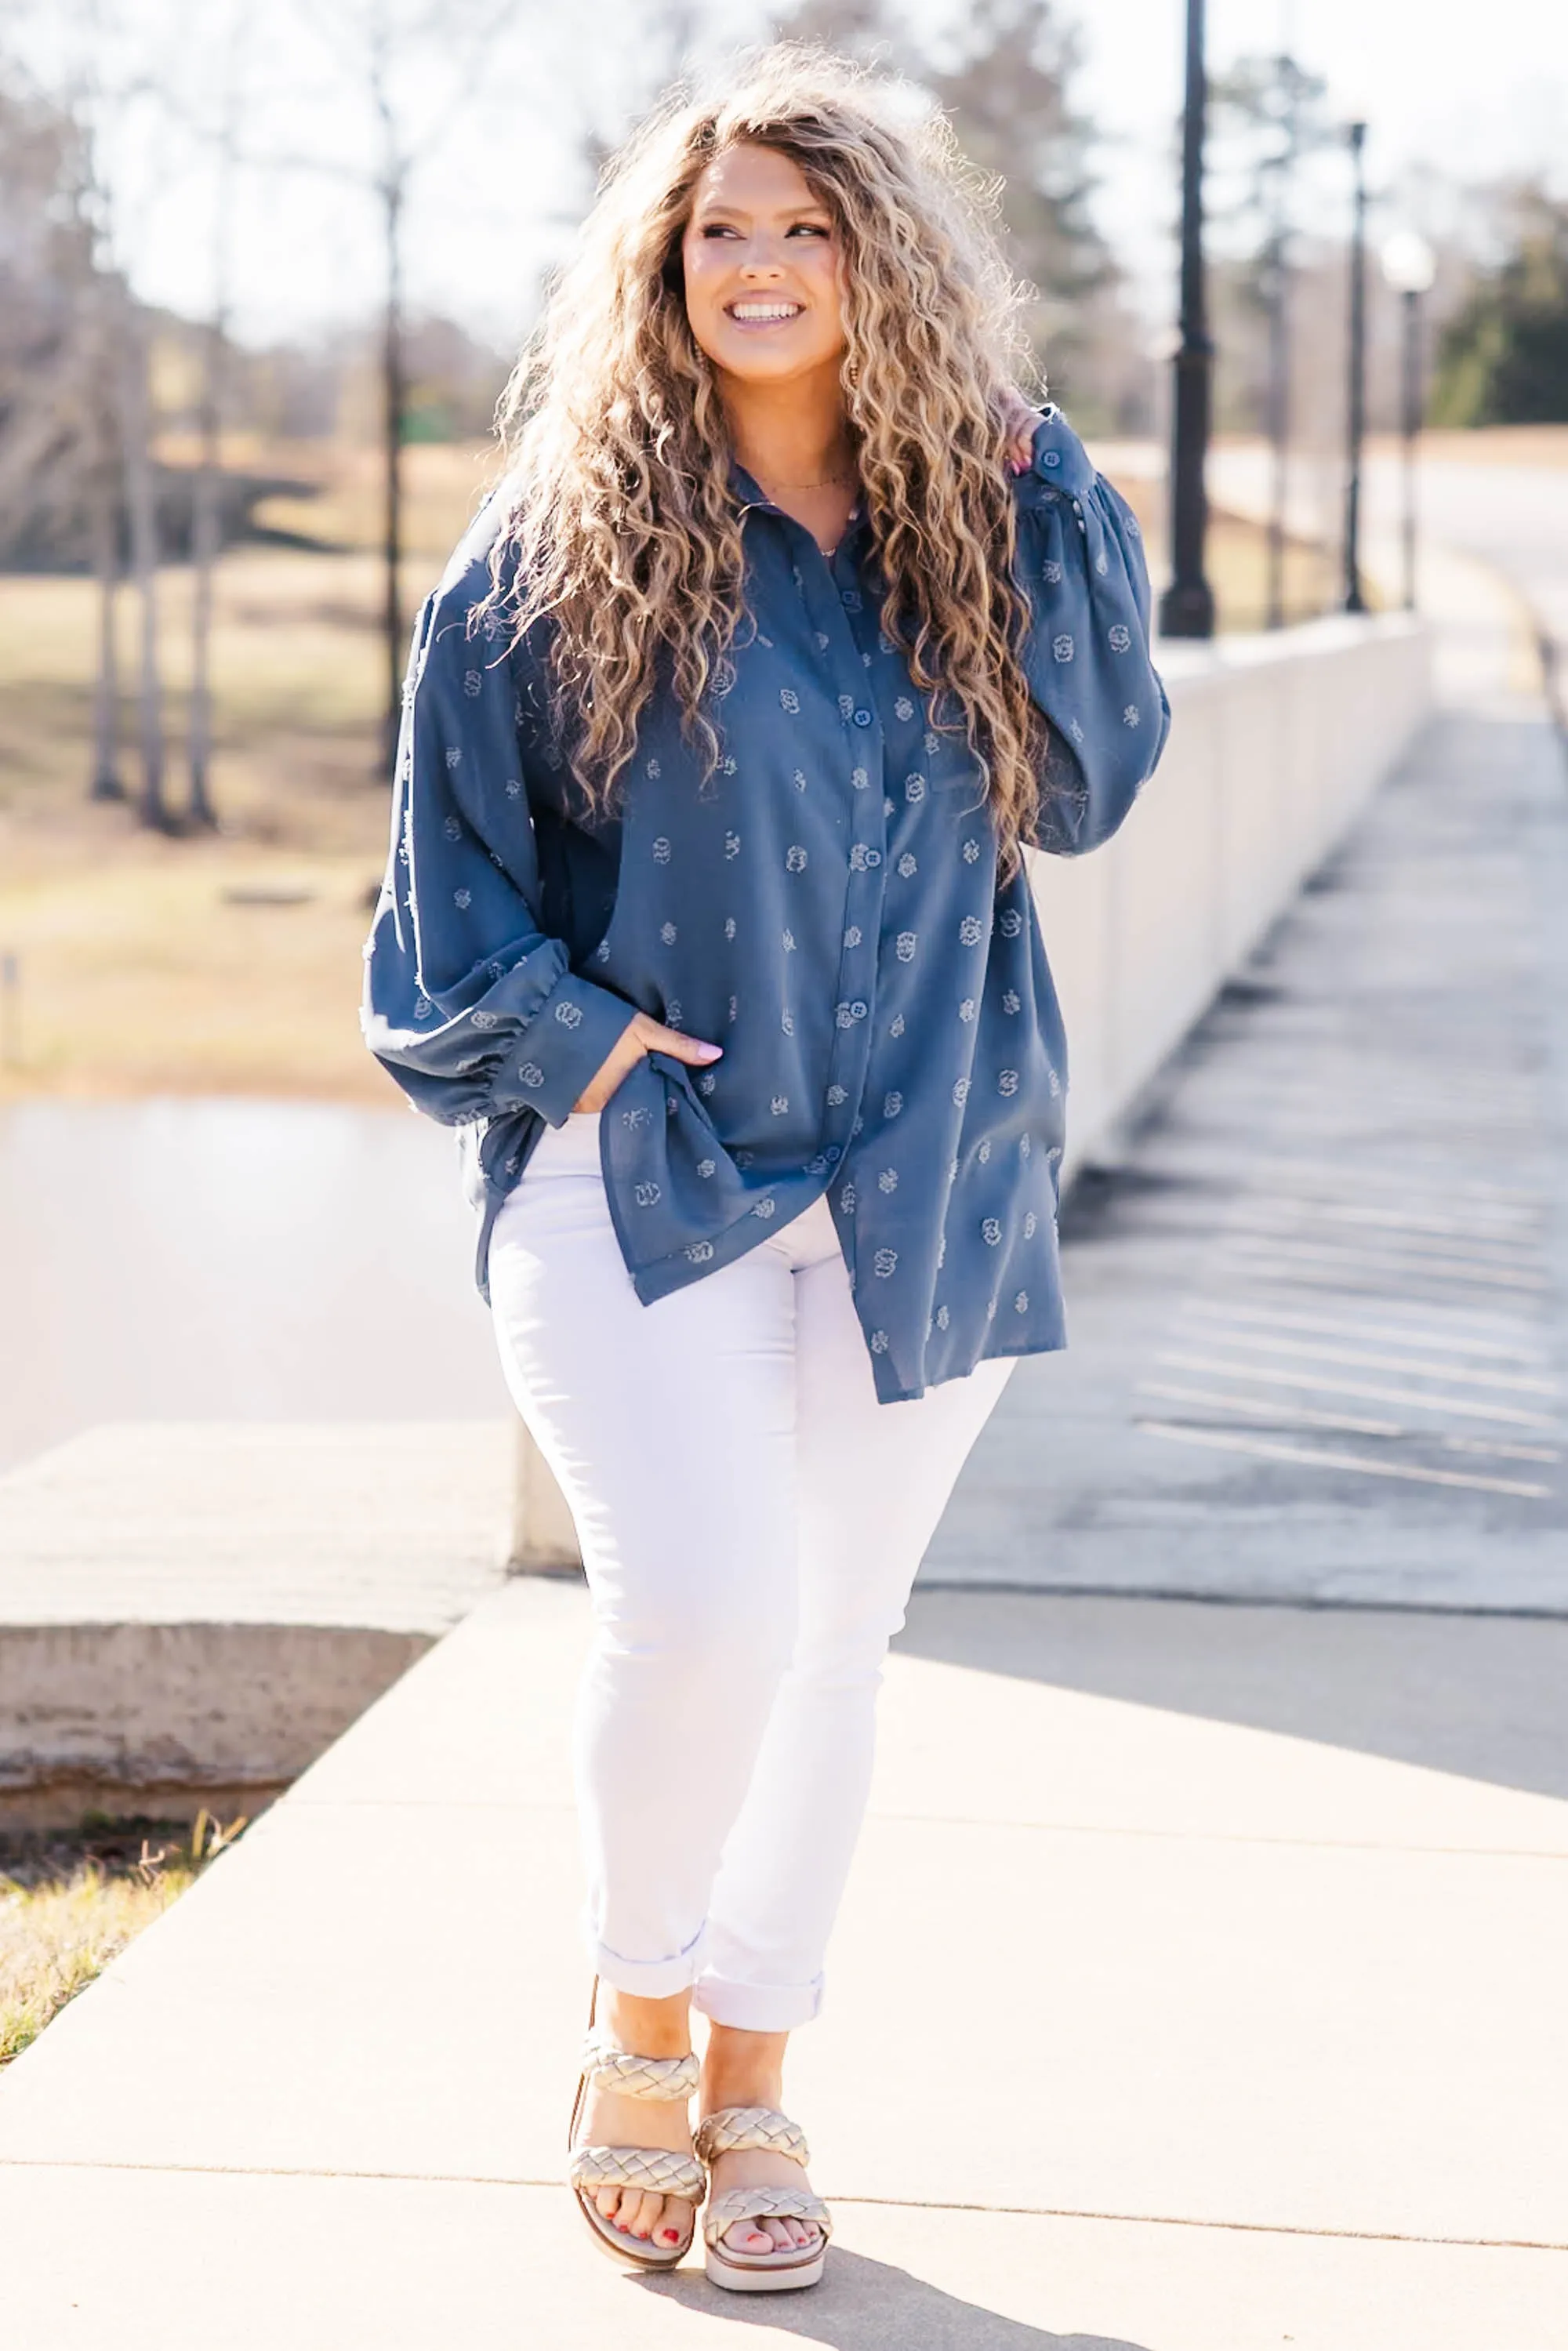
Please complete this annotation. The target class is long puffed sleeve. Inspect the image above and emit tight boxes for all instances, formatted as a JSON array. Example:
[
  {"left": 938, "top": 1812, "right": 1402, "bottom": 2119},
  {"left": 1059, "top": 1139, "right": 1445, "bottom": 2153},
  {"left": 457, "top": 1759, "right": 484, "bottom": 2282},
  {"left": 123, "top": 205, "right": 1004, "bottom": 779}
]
[
  {"left": 1013, "top": 406, "right": 1171, "bottom": 857},
  {"left": 361, "top": 519, "right": 637, "bottom": 1127}
]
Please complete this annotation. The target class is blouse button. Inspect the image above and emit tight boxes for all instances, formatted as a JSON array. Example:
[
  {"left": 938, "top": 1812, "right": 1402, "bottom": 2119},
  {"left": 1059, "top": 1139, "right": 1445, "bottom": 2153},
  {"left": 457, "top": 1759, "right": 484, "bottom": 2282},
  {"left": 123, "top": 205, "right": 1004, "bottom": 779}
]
[{"left": 852, "top": 707, "right": 873, "bottom": 727}]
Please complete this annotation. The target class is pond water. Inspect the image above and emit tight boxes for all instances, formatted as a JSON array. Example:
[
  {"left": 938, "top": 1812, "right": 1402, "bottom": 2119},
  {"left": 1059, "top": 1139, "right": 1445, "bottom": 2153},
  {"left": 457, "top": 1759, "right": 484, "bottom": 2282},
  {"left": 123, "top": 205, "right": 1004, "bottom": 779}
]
[{"left": 0, "top": 1097, "right": 510, "bottom": 1473}]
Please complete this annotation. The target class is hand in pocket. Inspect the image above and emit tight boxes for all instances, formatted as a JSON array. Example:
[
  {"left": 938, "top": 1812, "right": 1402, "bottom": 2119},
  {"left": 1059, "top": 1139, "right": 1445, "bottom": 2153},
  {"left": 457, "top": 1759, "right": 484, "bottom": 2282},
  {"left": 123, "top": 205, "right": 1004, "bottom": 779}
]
[{"left": 572, "top": 1013, "right": 721, "bottom": 1114}]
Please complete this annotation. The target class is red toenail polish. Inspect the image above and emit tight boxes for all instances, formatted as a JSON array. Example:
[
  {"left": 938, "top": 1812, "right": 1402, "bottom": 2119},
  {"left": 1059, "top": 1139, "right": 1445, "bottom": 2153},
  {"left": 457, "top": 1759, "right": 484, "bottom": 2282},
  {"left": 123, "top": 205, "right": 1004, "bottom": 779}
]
[{"left": 660, "top": 2229, "right": 679, "bottom": 2242}]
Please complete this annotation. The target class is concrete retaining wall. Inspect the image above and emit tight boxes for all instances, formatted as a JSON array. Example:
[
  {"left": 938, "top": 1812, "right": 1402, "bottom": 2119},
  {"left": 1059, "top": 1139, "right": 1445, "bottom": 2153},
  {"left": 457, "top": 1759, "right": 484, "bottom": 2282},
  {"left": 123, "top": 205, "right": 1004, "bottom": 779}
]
[
  {"left": 1032, "top": 611, "right": 1432, "bottom": 1174},
  {"left": 0, "top": 1422, "right": 516, "bottom": 1823}
]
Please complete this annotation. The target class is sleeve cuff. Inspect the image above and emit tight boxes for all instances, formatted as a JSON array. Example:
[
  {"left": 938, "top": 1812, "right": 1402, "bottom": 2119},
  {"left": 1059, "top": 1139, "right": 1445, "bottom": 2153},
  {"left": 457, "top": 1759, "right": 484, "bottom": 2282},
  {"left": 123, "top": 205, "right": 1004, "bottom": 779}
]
[{"left": 495, "top": 970, "right": 637, "bottom": 1127}]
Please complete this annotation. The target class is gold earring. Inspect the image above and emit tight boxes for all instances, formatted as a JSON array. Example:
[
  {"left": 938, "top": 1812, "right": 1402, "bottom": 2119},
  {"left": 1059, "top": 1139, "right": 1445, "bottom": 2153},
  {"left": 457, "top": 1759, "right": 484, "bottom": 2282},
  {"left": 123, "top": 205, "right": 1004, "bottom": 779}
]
[{"left": 844, "top": 353, "right": 860, "bottom": 390}]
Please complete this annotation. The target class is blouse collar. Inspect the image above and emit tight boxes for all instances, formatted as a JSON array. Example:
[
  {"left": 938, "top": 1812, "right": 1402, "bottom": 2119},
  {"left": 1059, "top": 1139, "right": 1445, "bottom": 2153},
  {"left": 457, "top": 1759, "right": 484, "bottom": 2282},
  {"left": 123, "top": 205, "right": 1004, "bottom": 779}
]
[{"left": 728, "top": 459, "right": 869, "bottom": 555}]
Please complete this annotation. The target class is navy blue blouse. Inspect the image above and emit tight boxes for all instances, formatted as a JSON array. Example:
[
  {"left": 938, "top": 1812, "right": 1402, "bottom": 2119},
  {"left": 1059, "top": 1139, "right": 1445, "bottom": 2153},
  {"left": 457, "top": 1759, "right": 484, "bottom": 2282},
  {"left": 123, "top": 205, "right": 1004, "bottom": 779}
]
[{"left": 363, "top": 406, "right": 1169, "bottom": 1402}]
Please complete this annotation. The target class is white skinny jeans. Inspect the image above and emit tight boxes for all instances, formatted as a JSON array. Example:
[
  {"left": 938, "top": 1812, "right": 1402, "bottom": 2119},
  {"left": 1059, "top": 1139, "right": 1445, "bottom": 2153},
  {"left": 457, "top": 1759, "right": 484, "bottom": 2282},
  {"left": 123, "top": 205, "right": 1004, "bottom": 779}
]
[{"left": 488, "top": 1111, "right": 1012, "bottom": 2032}]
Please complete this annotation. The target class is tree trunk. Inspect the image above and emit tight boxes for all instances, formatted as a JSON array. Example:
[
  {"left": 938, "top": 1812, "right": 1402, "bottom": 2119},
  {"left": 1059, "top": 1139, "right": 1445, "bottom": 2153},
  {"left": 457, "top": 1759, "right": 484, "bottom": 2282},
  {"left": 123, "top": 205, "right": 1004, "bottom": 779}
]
[
  {"left": 120, "top": 312, "right": 168, "bottom": 831},
  {"left": 1265, "top": 227, "right": 1290, "bottom": 633},
  {"left": 187, "top": 309, "right": 223, "bottom": 829},
  {"left": 89, "top": 460, "right": 125, "bottom": 802},
  {"left": 188, "top": 19, "right": 245, "bottom": 830},
  {"left": 381, "top": 175, "right": 405, "bottom": 775}
]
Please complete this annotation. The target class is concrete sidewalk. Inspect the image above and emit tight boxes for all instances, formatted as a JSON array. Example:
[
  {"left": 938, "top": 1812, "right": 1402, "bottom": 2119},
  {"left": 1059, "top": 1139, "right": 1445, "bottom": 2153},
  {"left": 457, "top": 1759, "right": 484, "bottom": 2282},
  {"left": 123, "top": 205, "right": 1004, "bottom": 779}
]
[
  {"left": 926, "top": 689, "right": 1567, "bottom": 1607},
  {"left": 1, "top": 1574, "right": 1565, "bottom": 2348},
  {"left": 3, "top": 491, "right": 1564, "bottom": 2347}
]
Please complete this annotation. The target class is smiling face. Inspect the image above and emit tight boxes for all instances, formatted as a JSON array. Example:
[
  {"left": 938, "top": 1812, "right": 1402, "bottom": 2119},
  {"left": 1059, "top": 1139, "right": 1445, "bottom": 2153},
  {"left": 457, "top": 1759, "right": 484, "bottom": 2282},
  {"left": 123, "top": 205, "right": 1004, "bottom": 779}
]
[{"left": 680, "top": 141, "right": 848, "bottom": 388}]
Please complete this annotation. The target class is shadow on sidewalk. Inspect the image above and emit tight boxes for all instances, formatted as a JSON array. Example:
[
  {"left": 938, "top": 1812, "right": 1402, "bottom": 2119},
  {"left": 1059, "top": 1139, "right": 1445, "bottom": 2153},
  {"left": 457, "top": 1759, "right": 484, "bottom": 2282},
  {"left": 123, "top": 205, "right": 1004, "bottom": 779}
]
[
  {"left": 640, "top": 2248, "right": 1147, "bottom": 2346},
  {"left": 898, "top": 1589, "right": 1568, "bottom": 1802}
]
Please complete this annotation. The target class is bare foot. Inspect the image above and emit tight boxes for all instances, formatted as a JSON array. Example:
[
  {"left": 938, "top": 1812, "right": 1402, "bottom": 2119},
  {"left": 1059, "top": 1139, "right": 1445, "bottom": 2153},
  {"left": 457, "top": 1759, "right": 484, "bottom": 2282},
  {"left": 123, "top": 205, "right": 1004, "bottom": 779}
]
[
  {"left": 705, "top": 2139, "right": 823, "bottom": 2257},
  {"left": 579, "top": 2073, "right": 696, "bottom": 2251},
  {"left": 701, "top": 2023, "right": 823, "bottom": 2260},
  {"left": 578, "top": 1987, "right": 695, "bottom": 2252}
]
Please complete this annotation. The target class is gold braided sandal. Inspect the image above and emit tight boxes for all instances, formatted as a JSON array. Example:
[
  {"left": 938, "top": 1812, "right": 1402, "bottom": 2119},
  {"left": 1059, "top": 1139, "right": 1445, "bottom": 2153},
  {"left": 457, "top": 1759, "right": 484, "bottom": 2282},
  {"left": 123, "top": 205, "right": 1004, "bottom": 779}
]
[
  {"left": 568, "top": 1987, "right": 704, "bottom": 2269},
  {"left": 695, "top": 2105, "right": 832, "bottom": 2292}
]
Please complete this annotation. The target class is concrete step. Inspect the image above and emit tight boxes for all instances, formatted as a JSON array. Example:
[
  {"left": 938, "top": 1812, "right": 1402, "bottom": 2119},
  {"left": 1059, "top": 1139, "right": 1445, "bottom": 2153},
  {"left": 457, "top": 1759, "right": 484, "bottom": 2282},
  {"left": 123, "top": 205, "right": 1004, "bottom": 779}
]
[{"left": 0, "top": 1420, "right": 513, "bottom": 1822}]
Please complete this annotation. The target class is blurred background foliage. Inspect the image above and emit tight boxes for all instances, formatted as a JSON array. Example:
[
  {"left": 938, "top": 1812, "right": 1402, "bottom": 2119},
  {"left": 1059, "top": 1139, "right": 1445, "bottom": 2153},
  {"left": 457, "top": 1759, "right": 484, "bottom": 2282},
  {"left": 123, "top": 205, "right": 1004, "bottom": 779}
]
[{"left": 1429, "top": 187, "right": 1568, "bottom": 426}]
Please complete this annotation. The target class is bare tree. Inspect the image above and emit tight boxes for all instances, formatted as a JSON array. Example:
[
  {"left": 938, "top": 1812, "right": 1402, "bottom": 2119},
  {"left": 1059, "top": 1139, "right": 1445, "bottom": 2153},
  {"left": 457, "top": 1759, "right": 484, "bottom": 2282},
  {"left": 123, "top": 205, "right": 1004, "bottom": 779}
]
[
  {"left": 86, "top": 298, "right": 128, "bottom": 801},
  {"left": 564, "top": 2, "right": 704, "bottom": 184},
  {"left": 368, "top": 8, "right": 410, "bottom": 771},
  {"left": 117, "top": 296, "right": 168, "bottom": 829},
  {"left": 1210, "top": 55, "right": 1333, "bottom": 626},
  {"left": 79, "top": 149, "right": 132, "bottom": 803},
  {"left": 268, "top": 0, "right": 532, "bottom": 764},
  {"left": 784, "top": 0, "right": 1144, "bottom": 427},
  {"left": 186, "top": 4, "right": 250, "bottom": 829},
  {"left": 0, "top": 63, "right": 135, "bottom": 798},
  {"left": 38, "top": 0, "right": 180, "bottom": 825}
]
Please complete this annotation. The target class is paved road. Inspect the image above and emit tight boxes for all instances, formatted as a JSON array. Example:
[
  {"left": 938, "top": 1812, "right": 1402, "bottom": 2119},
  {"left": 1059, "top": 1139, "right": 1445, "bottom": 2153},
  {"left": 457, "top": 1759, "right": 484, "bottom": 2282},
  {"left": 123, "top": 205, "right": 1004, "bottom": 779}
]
[
  {"left": 1361, "top": 448, "right": 1568, "bottom": 675},
  {"left": 1205, "top": 440, "right": 1568, "bottom": 688},
  {"left": 929, "top": 549, "right": 1567, "bottom": 1609},
  {"left": 1202, "top": 439, "right": 1568, "bottom": 612}
]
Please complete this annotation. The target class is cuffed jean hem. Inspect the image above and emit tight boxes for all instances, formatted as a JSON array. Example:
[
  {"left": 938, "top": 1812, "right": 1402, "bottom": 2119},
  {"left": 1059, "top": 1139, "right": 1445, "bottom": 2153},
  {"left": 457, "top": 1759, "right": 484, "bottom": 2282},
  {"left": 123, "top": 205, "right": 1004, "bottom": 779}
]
[
  {"left": 691, "top": 1971, "right": 825, "bottom": 2034},
  {"left": 590, "top": 1928, "right": 706, "bottom": 2004}
]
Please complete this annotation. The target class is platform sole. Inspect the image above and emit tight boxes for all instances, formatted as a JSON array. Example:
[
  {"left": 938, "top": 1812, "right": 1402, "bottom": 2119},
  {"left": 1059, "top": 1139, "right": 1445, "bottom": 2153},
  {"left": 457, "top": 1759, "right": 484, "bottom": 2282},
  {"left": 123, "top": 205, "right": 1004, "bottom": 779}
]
[{"left": 705, "top": 2243, "right": 826, "bottom": 2292}]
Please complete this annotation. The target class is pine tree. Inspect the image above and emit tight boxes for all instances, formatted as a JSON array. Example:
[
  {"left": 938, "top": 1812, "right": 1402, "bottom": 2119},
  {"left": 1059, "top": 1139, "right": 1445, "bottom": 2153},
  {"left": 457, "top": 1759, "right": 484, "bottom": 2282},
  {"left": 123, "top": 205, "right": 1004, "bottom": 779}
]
[{"left": 1432, "top": 187, "right": 1568, "bottom": 426}]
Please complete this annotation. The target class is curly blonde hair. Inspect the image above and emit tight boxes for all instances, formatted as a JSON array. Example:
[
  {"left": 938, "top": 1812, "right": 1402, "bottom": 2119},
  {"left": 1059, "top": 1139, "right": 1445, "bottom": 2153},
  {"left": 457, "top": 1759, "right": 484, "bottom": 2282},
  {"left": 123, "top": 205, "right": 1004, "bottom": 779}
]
[{"left": 488, "top": 42, "right": 1047, "bottom": 868}]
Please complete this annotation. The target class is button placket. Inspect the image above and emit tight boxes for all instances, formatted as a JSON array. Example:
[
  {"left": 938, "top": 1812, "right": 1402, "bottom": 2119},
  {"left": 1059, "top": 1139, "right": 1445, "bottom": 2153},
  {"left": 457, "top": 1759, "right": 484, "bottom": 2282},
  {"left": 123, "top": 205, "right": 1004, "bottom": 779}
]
[{"left": 797, "top": 550, "right": 890, "bottom": 1159}]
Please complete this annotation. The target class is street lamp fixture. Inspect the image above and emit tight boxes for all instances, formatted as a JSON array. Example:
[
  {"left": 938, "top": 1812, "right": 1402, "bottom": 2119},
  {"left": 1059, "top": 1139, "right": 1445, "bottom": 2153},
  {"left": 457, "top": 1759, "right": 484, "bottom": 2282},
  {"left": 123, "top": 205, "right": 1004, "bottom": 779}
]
[
  {"left": 1381, "top": 230, "right": 1437, "bottom": 613},
  {"left": 1160, "top": 0, "right": 1216, "bottom": 640}
]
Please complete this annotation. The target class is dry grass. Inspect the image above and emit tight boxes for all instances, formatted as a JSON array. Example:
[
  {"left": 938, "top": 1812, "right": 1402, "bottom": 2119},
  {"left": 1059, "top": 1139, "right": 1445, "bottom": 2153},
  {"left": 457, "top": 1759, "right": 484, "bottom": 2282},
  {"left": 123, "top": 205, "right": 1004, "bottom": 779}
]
[
  {"left": 1409, "top": 425, "right": 1568, "bottom": 470},
  {"left": 0, "top": 554, "right": 401, "bottom": 1105},
  {"left": 1110, "top": 474, "right": 1342, "bottom": 634},
  {"left": 0, "top": 842, "right": 392, "bottom": 1101},
  {"left": 0, "top": 1810, "right": 246, "bottom": 2068},
  {"left": 0, "top": 442, "right": 493, "bottom": 1105}
]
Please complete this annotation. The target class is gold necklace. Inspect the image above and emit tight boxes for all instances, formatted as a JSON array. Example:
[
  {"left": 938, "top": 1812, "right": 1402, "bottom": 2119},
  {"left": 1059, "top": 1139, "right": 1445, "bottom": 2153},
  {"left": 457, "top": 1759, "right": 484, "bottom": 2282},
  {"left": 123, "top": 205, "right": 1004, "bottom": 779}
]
[{"left": 753, "top": 468, "right": 858, "bottom": 493}]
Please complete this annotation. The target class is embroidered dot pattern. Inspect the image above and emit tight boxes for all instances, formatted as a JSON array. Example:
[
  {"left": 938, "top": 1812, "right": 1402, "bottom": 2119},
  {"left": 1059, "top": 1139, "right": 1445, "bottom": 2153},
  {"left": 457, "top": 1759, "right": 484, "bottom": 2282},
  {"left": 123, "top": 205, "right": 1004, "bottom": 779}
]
[{"left": 365, "top": 408, "right": 1167, "bottom": 1401}]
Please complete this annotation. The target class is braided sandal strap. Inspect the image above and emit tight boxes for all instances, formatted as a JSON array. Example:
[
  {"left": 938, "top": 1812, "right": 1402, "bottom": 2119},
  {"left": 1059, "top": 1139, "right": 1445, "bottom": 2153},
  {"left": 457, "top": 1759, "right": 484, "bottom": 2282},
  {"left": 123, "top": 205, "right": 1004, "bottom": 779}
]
[
  {"left": 703, "top": 2184, "right": 833, "bottom": 2248},
  {"left": 569, "top": 2143, "right": 706, "bottom": 2205},
  {"left": 695, "top": 2106, "right": 810, "bottom": 2166},
  {"left": 579, "top": 2041, "right": 700, "bottom": 2102}
]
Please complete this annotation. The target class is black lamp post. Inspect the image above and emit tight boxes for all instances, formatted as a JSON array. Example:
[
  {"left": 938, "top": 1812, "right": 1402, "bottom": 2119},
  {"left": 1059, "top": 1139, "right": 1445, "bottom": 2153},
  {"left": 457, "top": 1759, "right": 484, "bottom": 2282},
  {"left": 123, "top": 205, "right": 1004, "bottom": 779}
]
[
  {"left": 1341, "top": 121, "right": 1370, "bottom": 615},
  {"left": 1261, "top": 53, "right": 1311, "bottom": 633},
  {"left": 1160, "top": 0, "right": 1216, "bottom": 639},
  {"left": 1381, "top": 230, "right": 1436, "bottom": 612}
]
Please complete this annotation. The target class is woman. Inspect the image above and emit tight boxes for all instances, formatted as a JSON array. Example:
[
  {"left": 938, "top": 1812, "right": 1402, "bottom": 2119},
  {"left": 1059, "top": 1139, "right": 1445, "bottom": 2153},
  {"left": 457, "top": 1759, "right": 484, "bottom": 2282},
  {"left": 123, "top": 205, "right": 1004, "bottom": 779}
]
[{"left": 364, "top": 45, "right": 1167, "bottom": 2294}]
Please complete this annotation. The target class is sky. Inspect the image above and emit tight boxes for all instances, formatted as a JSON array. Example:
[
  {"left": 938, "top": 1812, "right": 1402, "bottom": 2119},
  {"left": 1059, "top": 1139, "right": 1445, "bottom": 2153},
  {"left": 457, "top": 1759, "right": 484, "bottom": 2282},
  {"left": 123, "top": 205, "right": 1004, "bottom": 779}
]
[
  {"left": 1077, "top": 0, "right": 1568, "bottom": 318},
  {"left": 11, "top": 0, "right": 1568, "bottom": 350}
]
